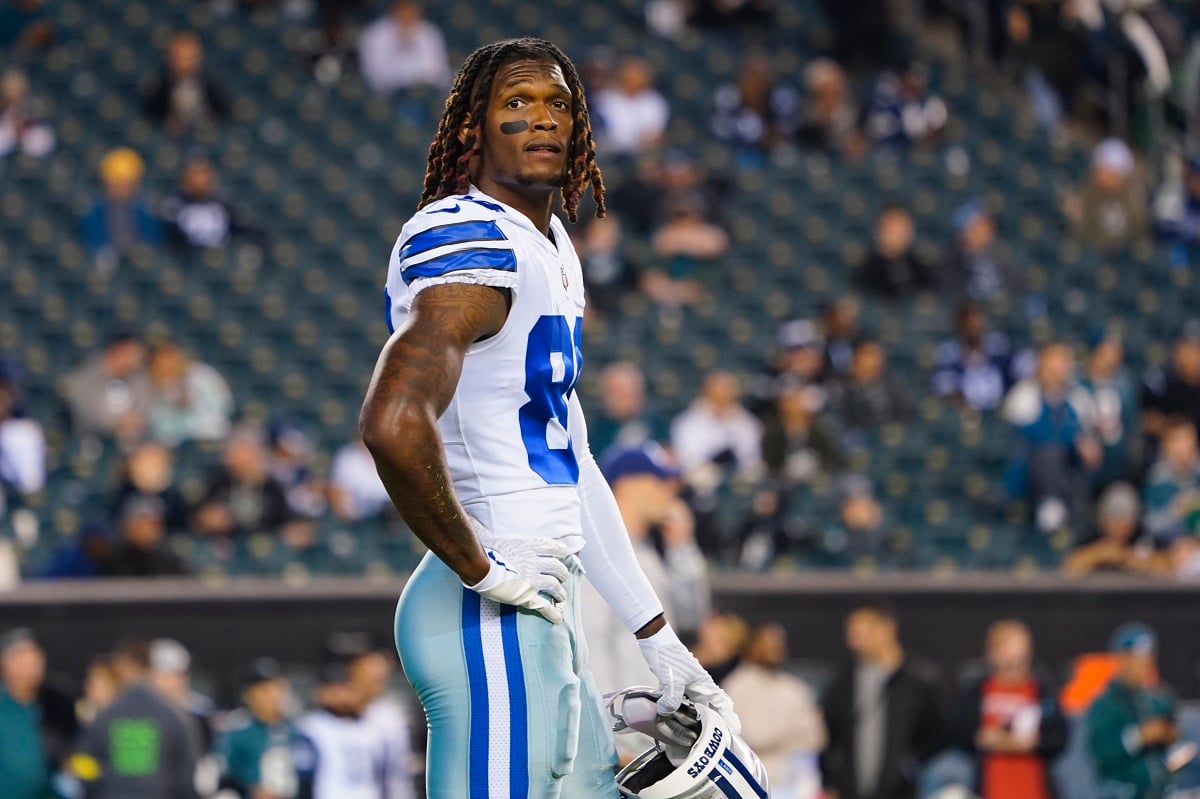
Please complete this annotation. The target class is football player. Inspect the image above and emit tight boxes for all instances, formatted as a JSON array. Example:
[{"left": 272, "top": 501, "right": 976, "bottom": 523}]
[{"left": 359, "top": 37, "right": 739, "bottom": 799}]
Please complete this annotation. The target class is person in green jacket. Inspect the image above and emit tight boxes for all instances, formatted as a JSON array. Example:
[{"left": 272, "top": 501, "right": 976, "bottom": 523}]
[
  {"left": 215, "top": 658, "right": 313, "bottom": 799},
  {"left": 1086, "top": 623, "right": 1179, "bottom": 799},
  {"left": 0, "top": 629, "right": 52, "bottom": 799}
]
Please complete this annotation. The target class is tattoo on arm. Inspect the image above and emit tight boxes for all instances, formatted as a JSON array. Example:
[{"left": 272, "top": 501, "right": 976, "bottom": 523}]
[{"left": 359, "top": 283, "right": 509, "bottom": 585}]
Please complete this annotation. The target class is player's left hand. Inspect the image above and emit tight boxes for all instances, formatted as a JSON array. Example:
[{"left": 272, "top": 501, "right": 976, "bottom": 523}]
[{"left": 636, "top": 623, "right": 742, "bottom": 734}]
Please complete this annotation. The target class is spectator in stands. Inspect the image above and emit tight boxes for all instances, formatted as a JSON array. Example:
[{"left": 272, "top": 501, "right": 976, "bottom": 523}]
[
  {"left": 691, "top": 612, "right": 750, "bottom": 685},
  {"left": 0, "top": 68, "right": 53, "bottom": 159},
  {"left": 40, "top": 523, "right": 114, "bottom": 579},
  {"left": 829, "top": 338, "right": 911, "bottom": 434},
  {"left": 348, "top": 647, "right": 415, "bottom": 799},
  {"left": 761, "top": 384, "right": 845, "bottom": 487},
  {"left": 822, "top": 296, "right": 861, "bottom": 379},
  {"left": 939, "top": 199, "right": 1011, "bottom": 304},
  {"left": 588, "top": 361, "right": 666, "bottom": 458},
  {"left": 593, "top": 57, "right": 669, "bottom": 156},
  {"left": 108, "top": 495, "right": 190, "bottom": 577},
  {"left": 933, "top": 303, "right": 1027, "bottom": 412},
  {"left": 1003, "top": 341, "right": 1100, "bottom": 533},
  {"left": 796, "top": 58, "right": 866, "bottom": 160},
  {"left": 218, "top": 657, "right": 315, "bottom": 799},
  {"left": 0, "top": 0, "right": 54, "bottom": 57},
  {"left": 329, "top": 439, "right": 392, "bottom": 523},
  {"left": 358, "top": 1, "right": 450, "bottom": 95},
  {"left": 81, "top": 148, "right": 164, "bottom": 264},
  {"left": 192, "top": 427, "right": 299, "bottom": 541},
  {"left": 1065, "top": 138, "right": 1149, "bottom": 252},
  {"left": 645, "top": 194, "right": 729, "bottom": 303},
  {"left": 582, "top": 443, "right": 709, "bottom": 705},
  {"left": 301, "top": 662, "right": 387, "bottom": 799},
  {"left": 0, "top": 629, "right": 77, "bottom": 799},
  {"left": 64, "top": 330, "right": 150, "bottom": 441},
  {"left": 711, "top": 55, "right": 800, "bottom": 165},
  {"left": 162, "top": 153, "right": 261, "bottom": 251},
  {"left": 0, "top": 359, "right": 45, "bottom": 523},
  {"left": 1087, "top": 623, "right": 1178, "bottom": 799},
  {"left": 149, "top": 639, "right": 215, "bottom": 760},
  {"left": 1005, "top": 0, "right": 1090, "bottom": 132},
  {"left": 1063, "top": 482, "right": 1168, "bottom": 576},
  {"left": 611, "top": 147, "right": 728, "bottom": 238},
  {"left": 955, "top": 620, "right": 1068, "bottom": 799},
  {"left": 1142, "top": 418, "right": 1200, "bottom": 545},
  {"left": 267, "top": 416, "right": 327, "bottom": 520},
  {"left": 750, "top": 319, "right": 829, "bottom": 416},
  {"left": 826, "top": 476, "right": 890, "bottom": 565},
  {"left": 147, "top": 343, "right": 234, "bottom": 447},
  {"left": 572, "top": 213, "right": 628, "bottom": 314},
  {"left": 1142, "top": 320, "right": 1200, "bottom": 450},
  {"left": 671, "top": 370, "right": 764, "bottom": 486},
  {"left": 1154, "top": 155, "right": 1200, "bottom": 257},
  {"left": 821, "top": 602, "right": 945, "bottom": 799},
  {"left": 854, "top": 203, "right": 933, "bottom": 299},
  {"left": 723, "top": 623, "right": 826, "bottom": 796},
  {"left": 1071, "top": 332, "right": 1136, "bottom": 487},
  {"left": 145, "top": 31, "right": 229, "bottom": 134},
  {"left": 109, "top": 443, "right": 188, "bottom": 535},
  {"left": 71, "top": 639, "right": 198, "bottom": 799},
  {"left": 865, "top": 63, "right": 948, "bottom": 148}
]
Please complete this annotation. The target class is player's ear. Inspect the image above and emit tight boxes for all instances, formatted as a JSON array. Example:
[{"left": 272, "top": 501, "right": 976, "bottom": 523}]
[{"left": 457, "top": 116, "right": 478, "bottom": 148}]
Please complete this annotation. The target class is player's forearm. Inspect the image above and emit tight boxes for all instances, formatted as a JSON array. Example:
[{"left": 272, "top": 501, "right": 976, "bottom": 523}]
[{"left": 365, "top": 406, "right": 489, "bottom": 585}]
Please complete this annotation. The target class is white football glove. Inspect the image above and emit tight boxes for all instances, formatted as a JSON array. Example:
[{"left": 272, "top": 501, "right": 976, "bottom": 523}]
[
  {"left": 463, "top": 537, "right": 570, "bottom": 624},
  {"left": 637, "top": 624, "right": 742, "bottom": 734}
]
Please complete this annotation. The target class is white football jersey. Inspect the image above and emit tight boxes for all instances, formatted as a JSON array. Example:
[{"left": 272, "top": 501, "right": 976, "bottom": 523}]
[{"left": 384, "top": 188, "right": 587, "bottom": 548}]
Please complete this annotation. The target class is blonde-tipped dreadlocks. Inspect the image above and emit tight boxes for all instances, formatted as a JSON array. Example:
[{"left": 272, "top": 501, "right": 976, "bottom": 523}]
[{"left": 418, "top": 38, "right": 605, "bottom": 224}]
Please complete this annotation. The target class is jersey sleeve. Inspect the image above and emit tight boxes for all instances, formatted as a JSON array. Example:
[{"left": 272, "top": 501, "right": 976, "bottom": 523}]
[{"left": 391, "top": 204, "right": 520, "bottom": 314}]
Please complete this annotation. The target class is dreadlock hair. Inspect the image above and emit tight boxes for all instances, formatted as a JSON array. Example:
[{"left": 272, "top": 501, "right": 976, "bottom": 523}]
[{"left": 418, "top": 37, "right": 606, "bottom": 224}]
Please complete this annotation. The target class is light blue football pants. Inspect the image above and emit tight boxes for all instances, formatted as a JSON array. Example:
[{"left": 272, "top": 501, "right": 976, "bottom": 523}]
[{"left": 395, "top": 552, "right": 620, "bottom": 799}]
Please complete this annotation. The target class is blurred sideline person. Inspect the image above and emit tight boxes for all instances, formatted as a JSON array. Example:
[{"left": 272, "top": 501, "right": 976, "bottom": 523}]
[
  {"left": 299, "top": 663, "right": 387, "bottom": 799},
  {"left": 216, "top": 657, "right": 315, "bottom": 799},
  {"left": 723, "top": 623, "right": 826, "bottom": 798},
  {"left": 0, "top": 628, "right": 77, "bottom": 799},
  {"left": 821, "top": 603, "right": 946, "bottom": 799},
  {"left": 1087, "top": 624, "right": 1179, "bottom": 799},
  {"left": 579, "top": 441, "right": 710, "bottom": 761},
  {"left": 954, "top": 620, "right": 1067, "bottom": 799},
  {"left": 69, "top": 638, "right": 198, "bottom": 799},
  {"left": 348, "top": 647, "right": 415, "bottom": 799}
]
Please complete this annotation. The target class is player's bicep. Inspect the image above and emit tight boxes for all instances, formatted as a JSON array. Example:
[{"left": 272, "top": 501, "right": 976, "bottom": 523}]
[{"left": 362, "top": 283, "right": 508, "bottom": 426}]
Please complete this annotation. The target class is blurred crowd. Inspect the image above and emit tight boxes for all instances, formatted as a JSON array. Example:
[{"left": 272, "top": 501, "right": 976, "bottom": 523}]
[
  {"left": 0, "top": 628, "right": 419, "bottom": 799},
  {"left": 2, "top": 0, "right": 1200, "bottom": 579},
  {"left": 1, "top": 608, "right": 1194, "bottom": 799}
]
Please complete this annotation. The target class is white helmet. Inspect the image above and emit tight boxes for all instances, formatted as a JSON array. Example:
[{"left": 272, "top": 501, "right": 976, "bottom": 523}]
[{"left": 607, "top": 687, "right": 769, "bottom": 799}]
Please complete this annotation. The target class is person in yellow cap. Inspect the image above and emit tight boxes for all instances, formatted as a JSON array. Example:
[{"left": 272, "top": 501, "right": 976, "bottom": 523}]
[{"left": 80, "top": 147, "right": 163, "bottom": 262}]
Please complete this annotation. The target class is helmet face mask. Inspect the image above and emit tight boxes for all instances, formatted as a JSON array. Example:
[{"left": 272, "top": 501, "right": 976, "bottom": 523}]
[{"left": 606, "top": 688, "right": 769, "bottom": 799}]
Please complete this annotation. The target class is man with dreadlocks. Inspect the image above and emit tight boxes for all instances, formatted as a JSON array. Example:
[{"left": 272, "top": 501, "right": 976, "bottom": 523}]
[{"left": 359, "top": 38, "right": 739, "bottom": 798}]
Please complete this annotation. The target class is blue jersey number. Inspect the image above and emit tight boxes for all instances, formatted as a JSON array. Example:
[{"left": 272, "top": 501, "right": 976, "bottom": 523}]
[{"left": 520, "top": 315, "right": 583, "bottom": 484}]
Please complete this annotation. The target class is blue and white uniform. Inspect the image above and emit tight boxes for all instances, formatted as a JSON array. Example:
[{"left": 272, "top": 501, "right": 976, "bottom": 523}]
[{"left": 385, "top": 188, "right": 665, "bottom": 799}]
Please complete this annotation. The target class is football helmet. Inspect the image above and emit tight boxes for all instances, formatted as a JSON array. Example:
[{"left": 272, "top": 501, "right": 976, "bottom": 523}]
[{"left": 607, "top": 687, "right": 769, "bottom": 799}]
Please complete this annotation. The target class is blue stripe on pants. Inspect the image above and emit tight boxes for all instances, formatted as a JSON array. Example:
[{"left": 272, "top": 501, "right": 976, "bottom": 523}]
[
  {"left": 708, "top": 769, "right": 741, "bottom": 799},
  {"left": 462, "top": 590, "right": 489, "bottom": 799},
  {"left": 724, "top": 750, "right": 767, "bottom": 798},
  {"left": 500, "top": 605, "right": 529, "bottom": 798}
]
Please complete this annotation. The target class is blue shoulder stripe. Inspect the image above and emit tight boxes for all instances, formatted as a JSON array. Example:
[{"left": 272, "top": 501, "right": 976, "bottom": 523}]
[
  {"left": 401, "top": 247, "right": 517, "bottom": 285},
  {"left": 399, "top": 220, "right": 508, "bottom": 262}
]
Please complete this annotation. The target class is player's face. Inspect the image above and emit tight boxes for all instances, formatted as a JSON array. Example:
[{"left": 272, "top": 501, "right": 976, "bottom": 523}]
[{"left": 476, "top": 60, "right": 574, "bottom": 194}]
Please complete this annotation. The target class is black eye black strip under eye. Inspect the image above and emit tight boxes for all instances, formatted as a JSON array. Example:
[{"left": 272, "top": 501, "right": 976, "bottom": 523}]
[{"left": 499, "top": 120, "right": 529, "bottom": 135}]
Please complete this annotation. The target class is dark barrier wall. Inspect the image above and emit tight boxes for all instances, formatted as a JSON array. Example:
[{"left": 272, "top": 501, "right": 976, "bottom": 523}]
[{"left": 4, "top": 573, "right": 1199, "bottom": 702}]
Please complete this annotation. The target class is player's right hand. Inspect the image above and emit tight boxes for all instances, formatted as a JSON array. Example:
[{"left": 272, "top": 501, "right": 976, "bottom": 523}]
[{"left": 463, "top": 537, "right": 570, "bottom": 624}]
